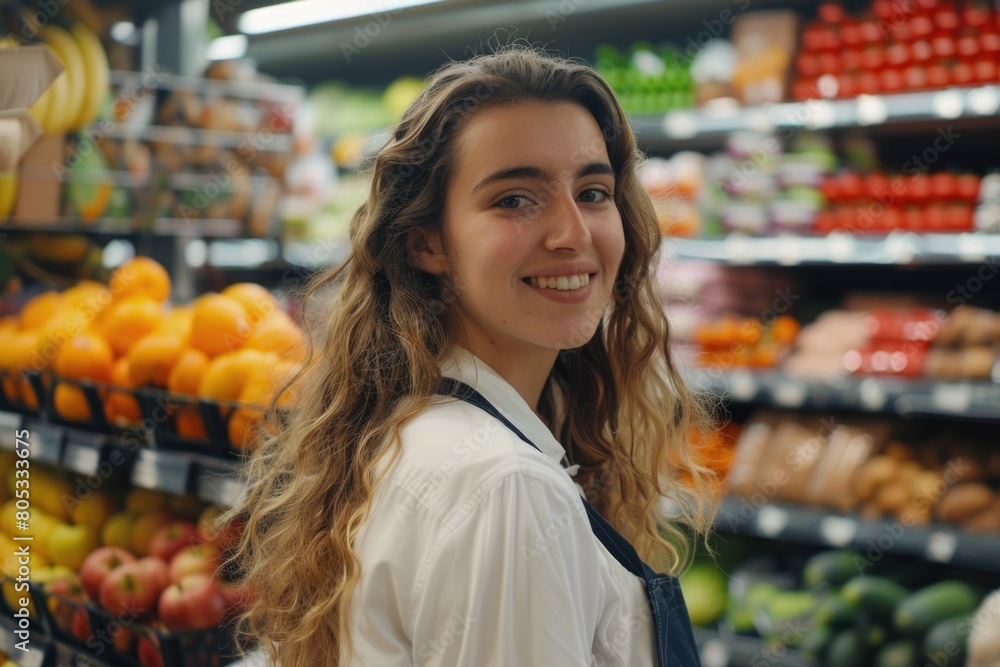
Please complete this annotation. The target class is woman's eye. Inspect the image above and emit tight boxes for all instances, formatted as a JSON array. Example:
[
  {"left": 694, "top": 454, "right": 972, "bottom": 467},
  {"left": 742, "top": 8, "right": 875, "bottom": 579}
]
[
  {"left": 578, "top": 189, "right": 611, "bottom": 203},
  {"left": 497, "top": 195, "right": 529, "bottom": 209}
]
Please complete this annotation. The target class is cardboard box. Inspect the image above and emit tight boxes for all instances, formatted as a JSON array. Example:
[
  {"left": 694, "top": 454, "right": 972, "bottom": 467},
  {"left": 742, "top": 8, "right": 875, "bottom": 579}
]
[
  {"left": 0, "top": 46, "right": 62, "bottom": 172},
  {"left": 12, "top": 134, "right": 65, "bottom": 225}
]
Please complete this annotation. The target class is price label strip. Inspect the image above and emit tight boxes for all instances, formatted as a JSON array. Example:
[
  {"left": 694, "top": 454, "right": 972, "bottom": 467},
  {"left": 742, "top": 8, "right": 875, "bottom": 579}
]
[{"left": 131, "top": 449, "right": 193, "bottom": 495}]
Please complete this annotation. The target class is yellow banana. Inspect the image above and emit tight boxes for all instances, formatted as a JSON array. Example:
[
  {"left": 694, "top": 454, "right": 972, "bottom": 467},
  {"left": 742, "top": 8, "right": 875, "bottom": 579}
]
[
  {"left": 70, "top": 22, "right": 109, "bottom": 129},
  {"left": 28, "top": 85, "right": 53, "bottom": 128},
  {"left": 41, "top": 67, "right": 70, "bottom": 134},
  {"left": 0, "top": 172, "right": 17, "bottom": 219},
  {"left": 39, "top": 26, "right": 85, "bottom": 133}
]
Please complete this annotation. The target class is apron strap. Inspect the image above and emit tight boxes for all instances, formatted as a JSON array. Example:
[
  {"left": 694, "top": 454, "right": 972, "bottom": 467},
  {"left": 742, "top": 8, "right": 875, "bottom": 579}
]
[{"left": 438, "top": 378, "right": 648, "bottom": 579}]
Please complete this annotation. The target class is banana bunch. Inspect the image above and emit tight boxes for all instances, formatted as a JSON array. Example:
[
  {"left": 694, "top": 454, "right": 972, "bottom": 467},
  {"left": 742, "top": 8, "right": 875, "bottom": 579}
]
[
  {"left": 32, "top": 23, "right": 109, "bottom": 135},
  {"left": 0, "top": 172, "right": 16, "bottom": 219}
]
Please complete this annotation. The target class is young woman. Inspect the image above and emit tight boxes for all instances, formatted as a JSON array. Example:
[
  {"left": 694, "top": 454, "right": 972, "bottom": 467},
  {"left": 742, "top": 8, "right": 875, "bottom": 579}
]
[{"left": 227, "top": 46, "right": 719, "bottom": 666}]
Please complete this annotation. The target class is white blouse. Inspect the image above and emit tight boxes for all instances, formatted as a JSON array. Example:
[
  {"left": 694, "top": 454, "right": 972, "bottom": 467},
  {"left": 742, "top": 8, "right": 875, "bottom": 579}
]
[{"left": 344, "top": 349, "right": 657, "bottom": 666}]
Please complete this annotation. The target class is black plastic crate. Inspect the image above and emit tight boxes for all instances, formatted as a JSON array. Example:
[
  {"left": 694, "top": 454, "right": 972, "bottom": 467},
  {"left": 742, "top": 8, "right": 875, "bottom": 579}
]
[{"left": 134, "top": 388, "right": 247, "bottom": 459}]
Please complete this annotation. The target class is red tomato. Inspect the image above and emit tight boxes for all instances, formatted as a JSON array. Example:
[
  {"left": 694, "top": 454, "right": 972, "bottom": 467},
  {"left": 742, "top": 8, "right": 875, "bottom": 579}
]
[
  {"left": 861, "top": 46, "right": 886, "bottom": 70},
  {"left": 873, "top": 0, "right": 894, "bottom": 19},
  {"left": 882, "top": 207, "right": 904, "bottom": 231},
  {"left": 839, "top": 172, "right": 865, "bottom": 201},
  {"left": 819, "top": 2, "right": 845, "bottom": 24},
  {"left": 950, "top": 61, "right": 975, "bottom": 85},
  {"left": 841, "top": 19, "right": 863, "bottom": 46},
  {"left": 904, "top": 64, "right": 929, "bottom": 89},
  {"left": 819, "top": 176, "right": 841, "bottom": 202},
  {"left": 879, "top": 68, "right": 906, "bottom": 92},
  {"left": 842, "top": 48, "right": 863, "bottom": 71},
  {"left": 910, "top": 40, "right": 934, "bottom": 62},
  {"left": 930, "top": 33, "right": 956, "bottom": 58},
  {"left": 982, "top": 28, "right": 1000, "bottom": 53},
  {"left": 791, "top": 78, "right": 818, "bottom": 101},
  {"left": 955, "top": 174, "right": 981, "bottom": 202},
  {"left": 903, "top": 206, "right": 925, "bottom": 231},
  {"left": 865, "top": 172, "right": 892, "bottom": 201},
  {"left": 858, "top": 70, "right": 882, "bottom": 94},
  {"left": 837, "top": 73, "right": 859, "bottom": 98},
  {"left": 886, "top": 42, "right": 912, "bottom": 67},
  {"left": 815, "top": 209, "right": 838, "bottom": 234},
  {"left": 973, "top": 58, "right": 998, "bottom": 82},
  {"left": 818, "top": 52, "right": 843, "bottom": 75},
  {"left": 924, "top": 203, "right": 949, "bottom": 230},
  {"left": 957, "top": 31, "right": 980, "bottom": 57},
  {"left": 929, "top": 172, "right": 957, "bottom": 200},
  {"left": 933, "top": 6, "right": 960, "bottom": 30},
  {"left": 963, "top": 5, "right": 992, "bottom": 28},
  {"left": 860, "top": 20, "right": 885, "bottom": 44},
  {"left": 926, "top": 62, "right": 951, "bottom": 88},
  {"left": 945, "top": 203, "right": 974, "bottom": 230},
  {"left": 820, "top": 25, "right": 842, "bottom": 51},
  {"left": 910, "top": 15, "right": 935, "bottom": 37},
  {"left": 803, "top": 23, "right": 827, "bottom": 51},
  {"left": 908, "top": 174, "right": 932, "bottom": 203},
  {"left": 797, "top": 52, "right": 820, "bottom": 77}
]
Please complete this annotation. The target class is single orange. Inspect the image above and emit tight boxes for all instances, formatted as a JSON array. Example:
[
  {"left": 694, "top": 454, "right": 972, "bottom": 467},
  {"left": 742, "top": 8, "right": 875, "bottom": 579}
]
[
  {"left": 189, "top": 294, "right": 250, "bottom": 358},
  {"left": 126, "top": 334, "right": 185, "bottom": 388},
  {"left": 100, "top": 296, "right": 165, "bottom": 356},
  {"left": 108, "top": 257, "right": 171, "bottom": 304},
  {"left": 228, "top": 409, "right": 260, "bottom": 449},
  {"left": 158, "top": 306, "right": 193, "bottom": 339},
  {"left": 55, "top": 332, "right": 114, "bottom": 382},
  {"left": 166, "top": 348, "right": 209, "bottom": 396},
  {"left": 105, "top": 357, "right": 140, "bottom": 424},
  {"left": 198, "top": 349, "right": 269, "bottom": 402},
  {"left": 63, "top": 280, "right": 111, "bottom": 313},
  {"left": 19, "top": 291, "right": 63, "bottom": 330},
  {"left": 221, "top": 283, "right": 278, "bottom": 328},
  {"left": 0, "top": 316, "right": 18, "bottom": 334},
  {"left": 175, "top": 406, "right": 208, "bottom": 440},
  {"left": 243, "top": 311, "right": 305, "bottom": 361},
  {"left": 54, "top": 384, "right": 91, "bottom": 421}
]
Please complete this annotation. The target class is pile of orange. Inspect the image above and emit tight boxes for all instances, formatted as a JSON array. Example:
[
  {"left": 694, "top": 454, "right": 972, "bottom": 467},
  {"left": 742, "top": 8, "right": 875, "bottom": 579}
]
[{"left": 0, "top": 256, "right": 304, "bottom": 450}]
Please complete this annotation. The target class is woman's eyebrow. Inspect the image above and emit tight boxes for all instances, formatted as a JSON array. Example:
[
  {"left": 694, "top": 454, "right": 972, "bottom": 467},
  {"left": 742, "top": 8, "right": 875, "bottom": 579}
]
[{"left": 471, "top": 162, "right": 615, "bottom": 194}]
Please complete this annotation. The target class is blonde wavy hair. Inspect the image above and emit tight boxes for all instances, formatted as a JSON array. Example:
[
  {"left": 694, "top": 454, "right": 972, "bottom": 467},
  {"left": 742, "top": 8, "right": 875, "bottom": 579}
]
[{"left": 224, "top": 45, "right": 718, "bottom": 667}]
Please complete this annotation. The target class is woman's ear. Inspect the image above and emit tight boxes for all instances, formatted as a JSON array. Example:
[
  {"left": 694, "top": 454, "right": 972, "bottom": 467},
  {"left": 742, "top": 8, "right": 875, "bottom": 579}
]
[{"left": 407, "top": 228, "right": 447, "bottom": 275}]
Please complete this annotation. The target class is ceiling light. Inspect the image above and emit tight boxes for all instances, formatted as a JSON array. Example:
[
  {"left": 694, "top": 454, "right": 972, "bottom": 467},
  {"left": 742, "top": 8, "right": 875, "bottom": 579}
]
[
  {"left": 207, "top": 34, "right": 248, "bottom": 60},
  {"left": 238, "top": 0, "right": 446, "bottom": 35}
]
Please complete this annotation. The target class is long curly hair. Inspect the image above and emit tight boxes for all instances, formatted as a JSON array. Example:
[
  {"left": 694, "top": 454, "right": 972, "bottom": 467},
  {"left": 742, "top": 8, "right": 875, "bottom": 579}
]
[{"left": 224, "top": 45, "right": 718, "bottom": 667}]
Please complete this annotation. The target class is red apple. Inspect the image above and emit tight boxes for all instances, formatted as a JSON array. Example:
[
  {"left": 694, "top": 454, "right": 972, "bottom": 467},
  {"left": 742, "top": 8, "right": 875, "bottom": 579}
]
[
  {"left": 112, "top": 625, "right": 136, "bottom": 655},
  {"left": 80, "top": 547, "right": 137, "bottom": 601},
  {"left": 99, "top": 557, "right": 170, "bottom": 618},
  {"left": 157, "top": 574, "right": 228, "bottom": 631},
  {"left": 46, "top": 572, "right": 87, "bottom": 633},
  {"left": 71, "top": 606, "right": 92, "bottom": 642},
  {"left": 147, "top": 521, "right": 198, "bottom": 562},
  {"left": 138, "top": 635, "right": 165, "bottom": 667},
  {"left": 168, "top": 544, "right": 221, "bottom": 583}
]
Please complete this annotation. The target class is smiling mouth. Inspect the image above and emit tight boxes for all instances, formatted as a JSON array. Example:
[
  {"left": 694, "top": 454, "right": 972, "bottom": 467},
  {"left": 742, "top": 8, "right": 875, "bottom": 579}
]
[{"left": 524, "top": 273, "right": 592, "bottom": 291}]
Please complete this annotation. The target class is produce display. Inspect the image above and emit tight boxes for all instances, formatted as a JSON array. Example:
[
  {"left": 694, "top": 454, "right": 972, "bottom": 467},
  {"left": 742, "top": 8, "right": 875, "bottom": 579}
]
[
  {"left": 727, "top": 409, "right": 1000, "bottom": 530},
  {"left": 680, "top": 534, "right": 999, "bottom": 667},
  {"left": 0, "top": 256, "right": 303, "bottom": 451},
  {"left": 642, "top": 131, "right": 997, "bottom": 238},
  {"left": 694, "top": 314, "right": 800, "bottom": 369},
  {"left": 793, "top": 0, "right": 1000, "bottom": 99},
  {"left": 593, "top": 43, "right": 695, "bottom": 115},
  {"left": 0, "top": 462, "right": 248, "bottom": 666}
]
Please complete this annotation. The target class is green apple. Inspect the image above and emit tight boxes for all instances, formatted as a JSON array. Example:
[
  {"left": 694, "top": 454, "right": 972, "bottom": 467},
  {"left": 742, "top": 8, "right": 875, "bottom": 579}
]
[{"left": 48, "top": 524, "right": 99, "bottom": 570}]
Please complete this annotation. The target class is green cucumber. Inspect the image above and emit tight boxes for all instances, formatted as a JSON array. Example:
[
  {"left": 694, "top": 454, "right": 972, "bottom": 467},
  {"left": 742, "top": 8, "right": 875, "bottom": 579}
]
[
  {"left": 923, "top": 614, "right": 974, "bottom": 667},
  {"left": 813, "top": 592, "right": 857, "bottom": 629},
  {"left": 842, "top": 576, "right": 910, "bottom": 619},
  {"left": 894, "top": 581, "right": 979, "bottom": 636},
  {"left": 874, "top": 639, "right": 918, "bottom": 667},
  {"left": 827, "top": 629, "right": 866, "bottom": 667},
  {"left": 802, "top": 550, "right": 862, "bottom": 589},
  {"left": 798, "top": 625, "right": 832, "bottom": 660}
]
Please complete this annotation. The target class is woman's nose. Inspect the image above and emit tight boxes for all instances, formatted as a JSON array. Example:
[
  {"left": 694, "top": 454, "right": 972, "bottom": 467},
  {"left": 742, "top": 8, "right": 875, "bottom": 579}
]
[{"left": 543, "top": 189, "right": 591, "bottom": 252}]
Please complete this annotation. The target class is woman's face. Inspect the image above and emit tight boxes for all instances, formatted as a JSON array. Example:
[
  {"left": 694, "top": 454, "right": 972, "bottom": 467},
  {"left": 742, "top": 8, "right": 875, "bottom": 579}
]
[{"left": 420, "top": 100, "right": 626, "bottom": 361}]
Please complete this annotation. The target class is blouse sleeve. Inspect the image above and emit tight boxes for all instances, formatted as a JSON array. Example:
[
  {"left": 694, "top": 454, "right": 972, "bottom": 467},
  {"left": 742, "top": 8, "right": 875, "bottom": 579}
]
[{"left": 409, "top": 468, "right": 607, "bottom": 666}]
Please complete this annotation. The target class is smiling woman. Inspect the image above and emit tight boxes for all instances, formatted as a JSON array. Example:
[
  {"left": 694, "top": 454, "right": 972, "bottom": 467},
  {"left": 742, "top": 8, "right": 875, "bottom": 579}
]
[{"left": 223, "top": 46, "right": 718, "bottom": 667}]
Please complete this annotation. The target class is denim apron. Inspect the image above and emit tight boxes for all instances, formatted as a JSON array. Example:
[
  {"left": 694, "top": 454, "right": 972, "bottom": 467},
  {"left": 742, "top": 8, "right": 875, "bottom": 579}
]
[{"left": 440, "top": 378, "right": 702, "bottom": 666}]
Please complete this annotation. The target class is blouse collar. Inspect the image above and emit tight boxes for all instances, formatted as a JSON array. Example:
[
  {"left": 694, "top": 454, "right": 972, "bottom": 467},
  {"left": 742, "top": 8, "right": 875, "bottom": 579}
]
[{"left": 440, "top": 347, "right": 568, "bottom": 468}]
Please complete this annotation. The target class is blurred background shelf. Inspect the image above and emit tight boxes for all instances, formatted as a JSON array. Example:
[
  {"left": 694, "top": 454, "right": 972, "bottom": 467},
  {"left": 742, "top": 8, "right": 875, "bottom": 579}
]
[
  {"left": 692, "top": 626, "right": 817, "bottom": 667},
  {"left": 714, "top": 497, "right": 1000, "bottom": 573}
]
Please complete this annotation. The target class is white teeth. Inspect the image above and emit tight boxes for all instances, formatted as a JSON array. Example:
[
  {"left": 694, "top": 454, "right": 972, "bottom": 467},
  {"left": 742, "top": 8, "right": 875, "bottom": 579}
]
[{"left": 528, "top": 273, "right": 591, "bottom": 290}]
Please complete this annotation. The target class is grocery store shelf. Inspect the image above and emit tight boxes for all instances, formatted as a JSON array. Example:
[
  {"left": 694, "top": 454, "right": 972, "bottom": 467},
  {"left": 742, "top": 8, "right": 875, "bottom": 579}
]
[
  {"left": 634, "top": 85, "right": 1000, "bottom": 148},
  {"left": 664, "top": 232, "right": 1000, "bottom": 266},
  {"left": 108, "top": 69, "right": 304, "bottom": 103},
  {"left": 693, "top": 626, "right": 816, "bottom": 667},
  {"left": 96, "top": 123, "right": 294, "bottom": 153},
  {"left": 0, "top": 218, "right": 271, "bottom": 239},
  {"left": 693, "top": 369, "right": 1000, "bottom": 420},
  {"left": 715, "top": 496, "right": 1000, "bottom": 573}
]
